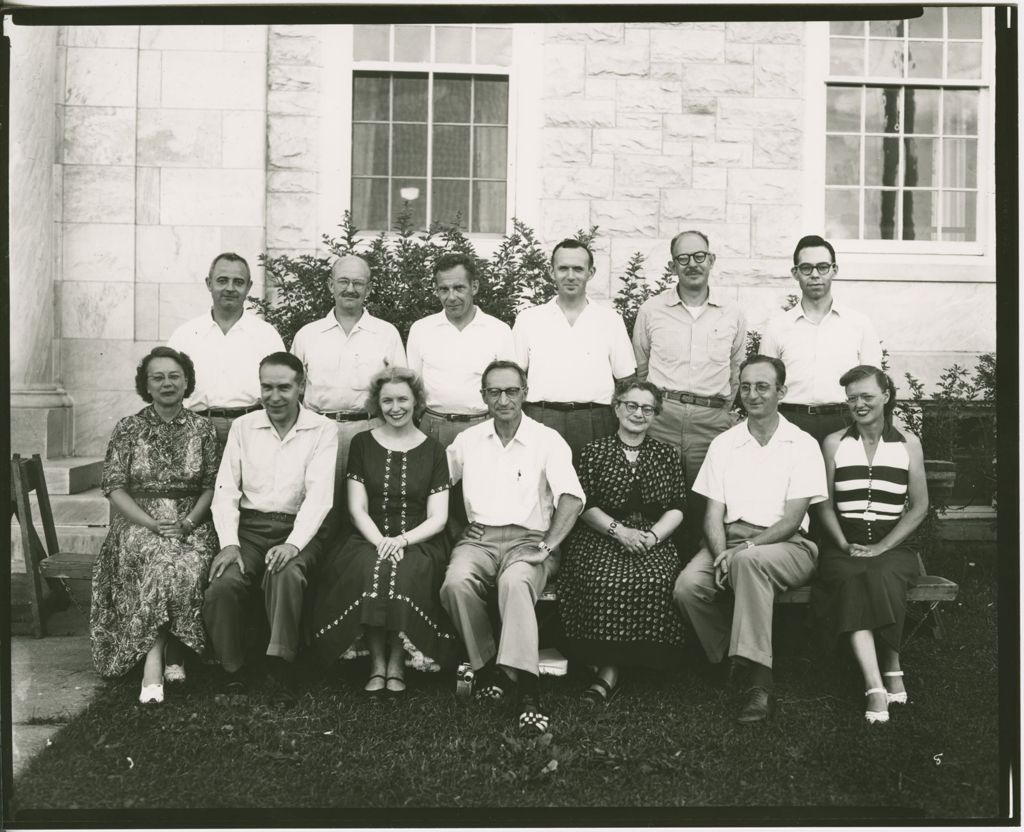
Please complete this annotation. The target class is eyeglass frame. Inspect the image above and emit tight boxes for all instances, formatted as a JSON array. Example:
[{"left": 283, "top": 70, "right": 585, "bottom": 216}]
[
  {"left": 481, "top": 386, "right": 525, "bottom": 401},
  {"left": 671, "top": 251, "right": 712, "bottom": 266},
  {"left": 792, "top": 262, "right": 836, "bottom": 277},
  {"left": 616, "top": 400, "right": 657, "bottom": 417}
]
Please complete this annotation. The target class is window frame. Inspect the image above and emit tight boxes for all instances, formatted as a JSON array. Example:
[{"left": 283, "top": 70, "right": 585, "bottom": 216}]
[{"left": 801, "top": 12, "right": 996, "bottom": 263}]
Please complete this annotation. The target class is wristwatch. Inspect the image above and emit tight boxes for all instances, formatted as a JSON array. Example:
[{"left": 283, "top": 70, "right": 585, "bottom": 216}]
[
  {"left": 744, "top": 539, "right": 756, "bottom": 550},
  {"left": 537, "top": 541, "right": 552, "bottom": 555}
]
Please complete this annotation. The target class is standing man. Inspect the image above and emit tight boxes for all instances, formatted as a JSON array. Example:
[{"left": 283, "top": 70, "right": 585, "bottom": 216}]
[
  {"left": 407, "top": 252, "right": 515, "bottom": 448},
  {"left": 673, "top": 356, "right": 826, "bottom": 724},
  {"left": 761, "top": 235, "right": 883, "bottom": 443},
  {"left": 632, "top": 230, "right": 746, "bottom": 554},
  {"left": 167, "top": 252, "right": 284, "bottom": 447},
  {"left": 512, "top": 239, "right": 636, "bottom": 460},
  {"left": 291, "top": 254, "right": 406, "bottom": 484},
  {"left": 441, "top": 360, "right": 585, "bottom": 734},
  {"left": 204, "top": 352, "right": 337, "bottom": 693}
]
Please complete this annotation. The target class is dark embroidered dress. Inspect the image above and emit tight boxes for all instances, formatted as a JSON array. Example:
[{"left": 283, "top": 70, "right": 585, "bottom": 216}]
[
  {"left": 812, "top": 424, "right": 921, "bottom": 651},
  {"left": 90, "top": 407, "right": 220, "bottom": 678},
  {"left": 310, "top": 431, "right": 456, "bottom": 670},
  {"left": 559, "top": 435, "right": 687, "bottom": 668}
]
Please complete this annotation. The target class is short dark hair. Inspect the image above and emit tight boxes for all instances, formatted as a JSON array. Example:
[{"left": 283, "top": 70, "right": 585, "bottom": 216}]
[
  {"left": 433, "top": 252, "right": 478, "bottom": 282},
  {"left": 365, "top": 367, "right": 428, "bottom": 420},
  {"left": 208, "top": 252, "right": 251, "bottom": 282},
  {"left": 135, "top": 347, "right": 196, "bottom": 403},
  {"left": 259, "top": 351, "right": 305, "bottom": 384},
  {"left": 613, "top": 379, "right": 664, "bottom": 415},
  {"left": 481, "top": 359, "right": 528, "bottom": 389},
  {"left": 740, "top": 354, "right": 787, "bottom": 387},
  {"left": 792, "top": 235, "right": 837, "bottom": 266},
  {"left": 551, "top": 239, "right": 594, "bottom": 270},
  {"left": 839, "top": 364, "right": 897, "bottom": 427},
  {"left": 670, "top": 229, "right": 710, "bottom": 255}
]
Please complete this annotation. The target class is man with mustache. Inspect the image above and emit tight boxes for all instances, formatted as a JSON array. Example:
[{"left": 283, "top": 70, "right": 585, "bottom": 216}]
[
  {"left": 290, "top": 254, "right": 406, "bottom": 492},
  {"left": 167, "top": 252, "right": 284, "bottom": 448},
  {"left": 632, "top": 230, "right": 746, "bottom": 556},
  {"left": 512, "top": 239, "right": 636, "bottom": 461},
  {"left": 407, "top": 252, "right": 515, "bottom": 448},
  {"left": 761, "top": 235, "right": 883, "bottom": 444}
]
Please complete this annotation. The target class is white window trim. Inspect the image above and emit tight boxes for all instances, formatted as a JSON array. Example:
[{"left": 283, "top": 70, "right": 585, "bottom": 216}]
[
  {"left": 800, "top": 15, "right": 996, "bottom": 280},
  {"left": 317, "top": 23, "right": 543, "bottom": 259}
]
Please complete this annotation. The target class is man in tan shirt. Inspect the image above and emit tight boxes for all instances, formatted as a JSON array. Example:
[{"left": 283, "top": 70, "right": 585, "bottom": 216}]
[{"left": 632, "top": 230, "right": 746, "bottom": 554}]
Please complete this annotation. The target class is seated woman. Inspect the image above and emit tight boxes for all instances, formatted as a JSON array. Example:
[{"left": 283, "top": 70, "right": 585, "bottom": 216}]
[
  {"left": 812, "top": 365, "right": 929, "bottom": 724},
  {"left": 558, "top": 380, "right": 687, "bottom": 703},
  {"left": 310, "top": 367, "right": 454, "bottom": 693},
  {"left": 91, "top": 346, "right": 220, "bottom": 704}
]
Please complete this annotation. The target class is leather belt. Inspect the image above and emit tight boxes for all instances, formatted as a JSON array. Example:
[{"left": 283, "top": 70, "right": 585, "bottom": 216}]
[
  {"left": 662, "top": 389, "right": 728, "bottom": 408},
  {"left": 196, "top": 404, "right": 262, "bottom": 418},
  {"left": 779, "top": 402, "right": 848, "bottom": 416},
  {"left": 527, "top": 401, "right": 609, "bottom": 412},
  {"left": 240, "top": 509, "right": 296, "bottom": 523},
  {"left": 424, "top": 408, "right": 487, "bottom": 423},
  {"left": 320, "top": 410, "right": 372, "bottom": 422}
]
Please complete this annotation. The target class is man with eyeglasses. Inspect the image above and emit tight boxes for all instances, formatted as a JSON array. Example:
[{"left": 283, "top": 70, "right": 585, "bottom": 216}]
[
  {"left": 632, "top": 230, "right": 746, "bottom": 555},
  {"left": 168, "top": 252, "right": 285, "bottom": 449},
  {"left": 291, "top": 254, "right": 406, "bottom": 492},
  {"left": 407, "top": 252, "right": 515, "bottom": 448},
  {"left": 761, "top": 235, "right": 882, "bottom": 443},
  {"left": 441, "top": 360, "right": 585, "bottom": 734},
  {"left": 512, "top": 239, "right": 636, "bottom": 461},
  {"left": 674, "top": 355, "right": 826, "bottom": 724}
]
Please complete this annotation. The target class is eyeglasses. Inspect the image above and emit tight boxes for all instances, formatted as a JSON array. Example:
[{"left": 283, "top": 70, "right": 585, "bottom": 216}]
[
  {"left": 672, "top": 251, "right": 710, "bottom": 266},
  {"left": 793, "top": 262, "right": 835, "bottom": 277},
  {"left": 333, "top": 279, "right": 368, "bottom": 290},
  {"left": 618, "top": 401, "right": 656, "bottom": 416},
  {"left": 739, "top": 382, "right": 775, "bottom": 395},
  {"left": 148, "top": 373, "right": 184, "bottom": 383},
  {"left": 482, "top": 386, "right": 523, "bottom": 401}
]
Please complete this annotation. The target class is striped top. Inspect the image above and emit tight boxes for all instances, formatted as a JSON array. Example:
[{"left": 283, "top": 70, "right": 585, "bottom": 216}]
[{"left": 833, "top": 424, "right": 909, "bottom": 526}]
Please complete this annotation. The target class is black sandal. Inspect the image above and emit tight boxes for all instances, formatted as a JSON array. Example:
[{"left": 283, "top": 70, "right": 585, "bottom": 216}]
[
  {"left": 517, "top": 693, "right": 550, "bottom": 733},
  {"left": 474, "top": 667, "right": 512, "bottom": 703},
  {"left": 581, "top": 675, "right": 620, "bottom": 706}
]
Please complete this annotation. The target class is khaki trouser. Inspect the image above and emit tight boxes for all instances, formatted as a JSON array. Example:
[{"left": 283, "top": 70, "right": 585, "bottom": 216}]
[
  {"left": 673, "top": 520, "right": 817, "bottom": 668},
  {"left": 419, "top": 410, "right": 487, "bottom": 449},
  {"left": 440, "top": 524, "right": 557, "bottom": 676}
]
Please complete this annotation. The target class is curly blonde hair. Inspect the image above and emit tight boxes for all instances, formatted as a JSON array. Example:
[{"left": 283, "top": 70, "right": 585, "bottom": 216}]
[{"left": 365, "top": 366, "right": 428, "bottom": 420}]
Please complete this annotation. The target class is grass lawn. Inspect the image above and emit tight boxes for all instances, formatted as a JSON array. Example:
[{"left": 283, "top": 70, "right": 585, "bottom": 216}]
[{"left": 10, "top": 545, "right": 1004, "bottom": 821}]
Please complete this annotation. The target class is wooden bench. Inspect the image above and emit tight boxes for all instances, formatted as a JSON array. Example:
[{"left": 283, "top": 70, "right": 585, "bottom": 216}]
[{"left": 12, "top": 453, "right": 96, "bottom": 637}]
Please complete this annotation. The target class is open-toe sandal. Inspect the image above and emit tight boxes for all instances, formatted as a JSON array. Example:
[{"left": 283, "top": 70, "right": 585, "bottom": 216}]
[
  {"left": 864, "top": 687, "right": 890, "bottom": 724},
  {"left": 883, "top": 671, "right": 908, "bottom": 705},
  {"left": 581, "top": 676, "right": 620, "bottom": 706},
  {"left": 474, "top": 668, "right": 512, "bottom": 703},
  {"left": 517, "top": 694, "right": 550, "bottom": 733}
]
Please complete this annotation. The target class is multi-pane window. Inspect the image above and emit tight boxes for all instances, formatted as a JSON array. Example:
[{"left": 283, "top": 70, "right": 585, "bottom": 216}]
[
  {"left": 350, "top": 25, "right": 512, "bottom": 234},
  {"left": 824, "top": 7, "right": 986, "bottom": 242}
]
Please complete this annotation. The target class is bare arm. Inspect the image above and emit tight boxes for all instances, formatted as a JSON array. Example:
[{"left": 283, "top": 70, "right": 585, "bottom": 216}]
[
  {"left": 107, "top": 488, "right": 159, "bottom": 533},
  {"left": 813, "top": 431, "right": 851, "bottom": 551},
  {"left": 541, "top": 494, "right": 584, "bottom": 551}
]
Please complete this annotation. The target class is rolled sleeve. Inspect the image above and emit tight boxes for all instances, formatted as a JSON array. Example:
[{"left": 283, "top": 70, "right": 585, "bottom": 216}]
[
  {"left": 446, "top": 433, "right": 465, "bottom": 485},
  {"left": 285, "top": 422, "right": 339, "bottom": 551},
  {"left": 543, "top": 434, "right": 585, "bottom": 504},
  {"left": 787, "top": 436, "right": 829, "bottom": 505},
  {"left": 611, "top": 316, "right": 637, "bottom": 378},
  {"left": 406, "top": 321, "right": 425, "bottom": 376},
  {"left": 692, "top": 438, "right": 723, "bottom": 503},
  {"left": 211, "top": 421, "right": 244, "bottom": 548}
]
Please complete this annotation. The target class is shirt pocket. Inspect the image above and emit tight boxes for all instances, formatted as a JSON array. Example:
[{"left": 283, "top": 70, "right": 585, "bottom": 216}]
[
  {"left": 650, "top": 323, "right": 688, "bottom": 365},
  {"left": 706, "top": 327, "right": 733, "bottom": 364}
]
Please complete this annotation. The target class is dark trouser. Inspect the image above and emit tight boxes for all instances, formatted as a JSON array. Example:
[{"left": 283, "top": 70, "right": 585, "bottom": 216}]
[
  {"left": 778, "top": 406, "right": 850, "bottom": 445},
  {"left": 202, "top": 513, "right": 324, "bottom": 672},
  {"left": 522, "top": 403, "right": 616, "bottom": 464}
]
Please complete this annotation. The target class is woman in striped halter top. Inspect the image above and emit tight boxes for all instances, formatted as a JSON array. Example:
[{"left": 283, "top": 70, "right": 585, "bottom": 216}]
[{"left": 812, "top": 366, "right": 929, "bottom": 725}]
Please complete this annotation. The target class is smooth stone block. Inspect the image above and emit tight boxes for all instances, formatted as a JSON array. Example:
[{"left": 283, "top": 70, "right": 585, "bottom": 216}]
[
  {"left": 65, "top": 47, "right": 137, "bottom": 107},
  {"left": 161, "top": 51, "right": 266, "bottom": 110},
  {"left": 61, "top": 338, "right": 154, "bottom": 390},
  {"left": 137, "top": 109, "right": 222, "bottom": 167},
  {"left": 60, "top": 281, "right": 134, "bottom": 340},
  {"left": 64, "top": 26, "right": 139, "bottom": 48},
  {"left": 62, "top": 223, "right": 135, "bottom": 282},
  {"left": 69, "top": 389, "right": 154, "bottom": 457},
  {"left": 135, "top": 283, "right": 160, "bottom": 340},
  {"left": 140, "top": 25, "right": 224, "bottom": 51},
  {"left": 62, "top": 166, "right": 134, "bottom": 224},
  {"left": 137, "top": 50, "right": 161, "bottom": 108},
  {"left": 159, "top": 169, "right": 265, "bottom": 226},
  {"left": 159, "top": 283, "right": 214, "bottom": 340},
  {"left": 136, "top": 225, "right": 223, "bottom": 283},
  {"left": 9, "top": 406, "right": 73, "bottom": 460},
  {"left": 219, "top": 226, "right": 267, "bottom": 289},
  {"left": 222, "top": 110, "right": 266, "bottom": 169},
  {"left": 223, "top": 26, "right": 268, "bottom": 53},
  {"left": 135, "top": 167, "right": 160, "bottom": 225},
  {"left": 62, "top": 106, "right": 135, "bottom": 166}
]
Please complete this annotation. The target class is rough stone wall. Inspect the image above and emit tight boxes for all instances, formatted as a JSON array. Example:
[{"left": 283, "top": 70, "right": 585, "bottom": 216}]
[{"left": 57, "top": 24, "right": 268, "bottom": 455}]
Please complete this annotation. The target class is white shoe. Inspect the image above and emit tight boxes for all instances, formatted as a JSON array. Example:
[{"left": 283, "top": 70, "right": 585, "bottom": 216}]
[
  {"left": 139, "top": 683, "right": 164, "bottom": 704},
  {"left": 864, "top": 687, "right": 889, "bottom": 724},
  {"left": 883, "top": 671, "right": 907, "bottom": 705},
  {"left": 164, "top": 664, "right": 186, "bottom": 684}
]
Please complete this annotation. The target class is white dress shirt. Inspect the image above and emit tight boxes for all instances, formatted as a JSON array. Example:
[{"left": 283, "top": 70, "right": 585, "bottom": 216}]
[
  {"left": 447, "top": 414, "right": 585, "bottom": 532},
  {"left": 513, "top": 299, "right": 636, "bottom": 404},
  {"left": 212, "top": 407, "right": 338, "bottom": 551},
  {"left": 290, "top": 310, "right": 406, "bottom": 412},
  {"left": 167, "top": 311, "right": 285, "bottom": 410},
  {"left": 760, "top": 301, "right": 883, "bottom": 406},
  {"left": 406, "top": 308, "right": 514, "bottom": 414},
  {"left": 693, "top": 414, "right": 827, "bottom": 533}
]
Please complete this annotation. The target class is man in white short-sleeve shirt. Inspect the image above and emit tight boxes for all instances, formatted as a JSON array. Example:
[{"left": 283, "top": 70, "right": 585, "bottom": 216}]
[
  {"left": 761, "top": 235, "right": 883, "bottom": 443},
  {"left": 512, "top": 239, "right": 636, "bottom": 460},
  {"left": 674, "top": 355, "right": 827, "bottom": 725},
  {"left": 407, "top": 252, "right": 515, "bottom": 448},
  {"left": 167, "top": 252, "right": 285, "bottom": 447},
  {"left": 441, "top": 360, "right": 585, "bottom": 734}
]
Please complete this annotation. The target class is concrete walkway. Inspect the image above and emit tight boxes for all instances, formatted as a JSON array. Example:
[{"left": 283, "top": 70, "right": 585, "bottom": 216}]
[{"left": 9, "top": 605, "right": 102, "bottom": 779}]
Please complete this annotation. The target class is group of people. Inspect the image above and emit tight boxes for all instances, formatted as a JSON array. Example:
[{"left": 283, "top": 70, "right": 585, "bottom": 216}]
[{"left": 89, "top": 230, "right": 928, "bottom": 733}]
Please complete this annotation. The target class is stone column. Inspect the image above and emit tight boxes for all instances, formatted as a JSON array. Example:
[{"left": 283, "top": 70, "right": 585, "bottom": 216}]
[{"left": 9, "top": 23, "right": 74, "bottom": 459}]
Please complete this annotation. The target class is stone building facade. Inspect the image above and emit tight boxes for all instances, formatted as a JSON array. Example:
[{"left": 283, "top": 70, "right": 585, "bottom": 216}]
[{"left": 9, "top": 17, "right": 998, "bottom": 461}]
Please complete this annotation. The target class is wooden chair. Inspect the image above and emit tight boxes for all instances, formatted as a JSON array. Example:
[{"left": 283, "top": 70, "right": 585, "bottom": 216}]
[{"left": 11, "top": 454, "right": 96, "bottom": 637}]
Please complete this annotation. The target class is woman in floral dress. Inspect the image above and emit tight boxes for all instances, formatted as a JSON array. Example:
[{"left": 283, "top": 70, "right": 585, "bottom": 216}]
[
  {"left": 310, "top": 367, "right": 455, "bottom": 694},
  {"left": 559, "top": 380, "right": 687, "bottom": 704},
  {"left": 91, "top": 347, "right": 219, "bottom": 703}
]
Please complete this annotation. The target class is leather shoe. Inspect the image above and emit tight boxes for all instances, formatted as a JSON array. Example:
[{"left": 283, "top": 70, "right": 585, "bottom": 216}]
[{"left": 736, "top": 686, "right": 775, "bottom": 724}]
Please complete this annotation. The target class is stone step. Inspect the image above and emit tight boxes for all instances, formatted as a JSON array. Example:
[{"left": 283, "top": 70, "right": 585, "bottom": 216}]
[
  {"left": 938, "top": 506, "right": 997, "bottom": 542},
  {"left": 41, "top": 457, "right": 104, "bottom": 496},
  {"left": 11, "top": 488, "right": 111, "bottom": 527},
  {"left": 10, "top": 524, "right": 106, "bottom": 574}
]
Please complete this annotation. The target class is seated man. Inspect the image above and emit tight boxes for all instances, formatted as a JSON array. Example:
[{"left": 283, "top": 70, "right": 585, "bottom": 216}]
[
  {"left": 204, "top": 352, "right": 337, "bottom": 693},
  {"left": 673, "top": 355, "right": 827, "bottom": 724},
  {"left": 441, "top": 360, "right": 584, "bottom": 733}
]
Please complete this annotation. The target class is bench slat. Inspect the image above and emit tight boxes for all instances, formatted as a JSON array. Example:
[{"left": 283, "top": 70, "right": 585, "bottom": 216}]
[{"left": 38, "top": 551, "right": 96, "bottom": 582}]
